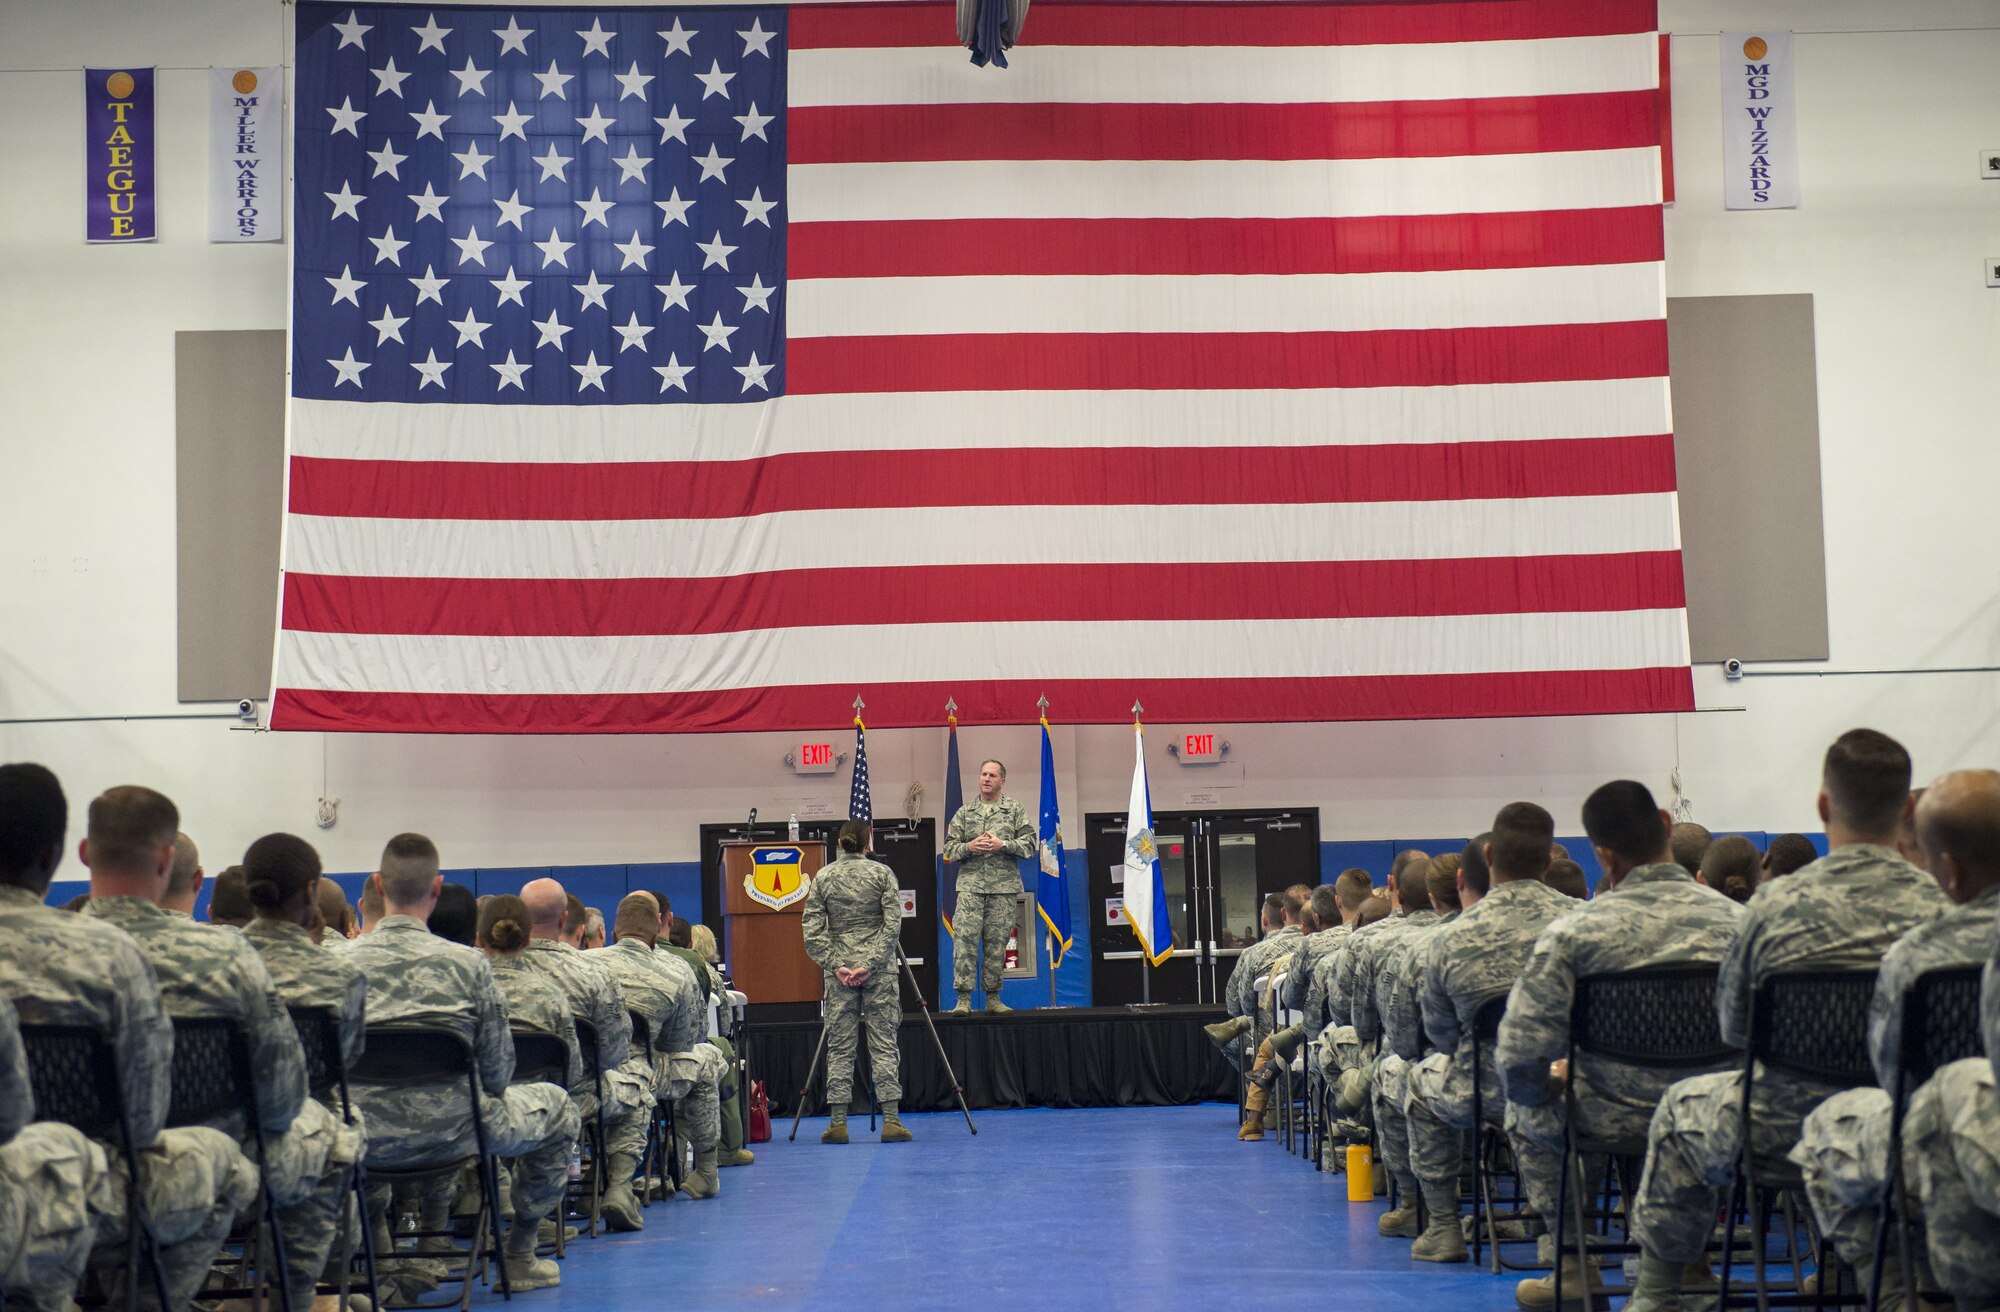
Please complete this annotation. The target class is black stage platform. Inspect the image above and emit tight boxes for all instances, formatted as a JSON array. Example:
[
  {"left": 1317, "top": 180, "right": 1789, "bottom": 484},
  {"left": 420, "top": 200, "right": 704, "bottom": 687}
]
[{"left": 748, "top": 1004, "right": 1238, "bottom": 1115}]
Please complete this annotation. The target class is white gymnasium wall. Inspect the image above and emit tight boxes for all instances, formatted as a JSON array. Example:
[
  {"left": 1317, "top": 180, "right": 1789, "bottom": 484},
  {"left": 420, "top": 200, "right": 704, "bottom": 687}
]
[{"left": 3, "top": 0, "right": 1998, "bottom": 880}]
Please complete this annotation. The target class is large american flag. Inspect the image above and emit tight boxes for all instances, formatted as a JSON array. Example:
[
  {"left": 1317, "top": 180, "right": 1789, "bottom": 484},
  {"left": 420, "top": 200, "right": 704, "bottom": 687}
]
[{"left": 273, "top": 0, "right": 1692, "bottom": 734}]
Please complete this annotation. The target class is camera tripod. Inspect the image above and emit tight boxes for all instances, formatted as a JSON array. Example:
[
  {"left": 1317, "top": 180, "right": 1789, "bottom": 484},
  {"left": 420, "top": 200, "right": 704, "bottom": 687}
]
[{"left": 789, "top": 942, "right": 977, "bottom": 1137}]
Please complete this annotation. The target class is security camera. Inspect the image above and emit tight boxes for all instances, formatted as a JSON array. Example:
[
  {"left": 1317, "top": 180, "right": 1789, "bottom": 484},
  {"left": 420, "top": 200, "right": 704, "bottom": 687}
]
[
  {"left": 236, "top": 698, "right": 257, "bottom": 721},
  {"left": 1723, "top": 659, "right": 1744, "bottom": 681}
]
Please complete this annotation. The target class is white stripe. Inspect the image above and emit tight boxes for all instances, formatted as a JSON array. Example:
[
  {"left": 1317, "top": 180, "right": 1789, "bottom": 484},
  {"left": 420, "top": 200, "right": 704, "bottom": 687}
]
[
  {"left": 289, "top": 380, "right": 1673, "bottom": 463},
  {"left": 789, "top": 149, "right": 1662, "bottom": 223},
  {"left": 789, "top": 34, "right": 1658, "bottom": 108},
  {"left": 275, "top": 609, "right": 1690, "bottom": 696},
  {"left": 788, "top": 264, "right": 1665, "bottom": 338},
  {"left": 283, "top": 494, "right": 1682, "bottom": 580}
]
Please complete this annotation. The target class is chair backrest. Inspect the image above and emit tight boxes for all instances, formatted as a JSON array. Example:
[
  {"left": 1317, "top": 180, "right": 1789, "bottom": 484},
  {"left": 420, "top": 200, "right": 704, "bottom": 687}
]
[
  {"left": 288, "top": 1005, "right": 345, "bottom": 1101},
  {"left": 18, "top": 1021, "right": 123, "bottom": 1142},
  {"left": 1473, "top": 992, "right": 1508, "bottom": 1044},
  {"left": 573, "top": 1018, "right": 601, "bottom": 1078},
  {"left": 511, "top": 1029, "right": 568, "bottom": 1087},
  {"left": 1572, "top": 963, "right": 1738, "bottom": 1070},
  {"left": 1899, "top": 963, "right": 1983, "bottom": 1090},
  {"left": 165, "top": 1016, "right": 252, "bottom": 1130},
  {"left": 1750, "top": 969, "right": 1879, "bottom": 1087},
  {"left": 627, "top": 1009, "right": 652, "bottom": 1055},
  {"left": 348, "top": 1025, "right": 478, "bottom": 1088}
]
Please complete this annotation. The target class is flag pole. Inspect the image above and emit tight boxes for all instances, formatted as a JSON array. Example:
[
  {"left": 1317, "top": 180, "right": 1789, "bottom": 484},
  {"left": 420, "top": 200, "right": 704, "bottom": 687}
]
[
  {"left": 1039, "top": 693, "right": 1057, "bottom": 1009},
  {"left": 1134, "top": 699, "right": 1151, "bottom": 1006}
]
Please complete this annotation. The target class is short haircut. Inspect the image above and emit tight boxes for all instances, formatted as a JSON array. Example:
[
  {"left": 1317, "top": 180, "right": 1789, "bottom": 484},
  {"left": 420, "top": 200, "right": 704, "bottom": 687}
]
[
  {"left": 1426, "top": 853, "right": 1462, "bottom": 911},
  {"left": 1282, "top": 883, "right": 1310, "bottom": 921},
  {"left": 1353, "top": 896, "right": 1392, "bottom": 929},
  {"left": 1916, "top": 773, "right": 2000, "bottom": 885},
  {"left": 667, "top": 914, "right": 693, "bottom": 948},
  {"left": 1549, "top": 842, "right": 1570, "bottom": 861},
  {"left": 615, "top": 891, "right": 660, "bottom": 940},
  {"left": 1460, "top": 832, "right": 1494, "bottom": 898},
  {"left": 378, "top": 832, "right": 441, "bottom": 905},
  {"left": 358, "top": 878, "right": 385, "bottom": 920},
  {"left": 1545, "top": 859, "right": 1589, "bottom": 899},
  {"left": 1261, "top": 891, "right": 1285, "bottom": 924},
  {"left": 0, "top": 762, "right": 67, "bottom": 888},
  {"left": 563, "top": 894, "right": 587, "bottom": 935},
  {"left": 168, "top": 832, "right": 202, "bottom": 897},
  {"left": 1762, "top": 833, "right": 1819, "bottom": 879},
  {"left": 208, "top": 866, "right": 254, "bottom": 924},
  {"left": 1670, "top": 822, "right": 1713, "bottom": 873},
  {"left": 585, "top": 907, "right": 605, "bottom": 941},
  {"left": 477, "top": 893, "right": 532, "bottom": 952},
  {"left": 1823, "top": 728, "right": 1914, "bottom": 835},
  {"left": 1309, "top": 884, "right": 1341, "bottom": 927},
  {"left": 1389, "top": 849, "right": 1429, "bottom": 883},
  {"left": 85, "top": 786, "right": 180, "bottom": 876},
  {"left": 1581, "top": 780, "right": 1668, "bottom": 866},
  {"left": 1492, "top": 802, "right": 1556, "bottom": 879},
  {"left": 242, "top": 832, "right": 322, "bottom": 914},
  {"left": 1701, "top": 835, "right": 1761, "bottom": 904},
  {"left": 649, "top": 890, "right": 674, "bottom": 918},
  {"left": 1334, "top": 868, "right": 1372, "bottom": 910},
  {"left": 980, "top": 759, "right": 1007, "bottom": 778},
  {"left": 429, "top": 883, "right": 477, "bottom": 945},
  {"left": 315, "top": 880, "right": 355, "bottom": 935}
]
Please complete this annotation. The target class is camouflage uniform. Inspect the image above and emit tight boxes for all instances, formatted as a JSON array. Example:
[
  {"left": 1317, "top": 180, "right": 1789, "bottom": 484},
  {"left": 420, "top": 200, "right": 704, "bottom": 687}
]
[
  {"left": 522, "top": 938, "right": 649, "bottom": 1133},
  {"left": 660, "top": 942, "right": 745, "bottom": 1149},
  {"left": 1404, "top": 880, "right": 1576, "bottom": 1218},
  {"left": 85, "top": 897, "right": 357, "bottom": 1310},
  {"left": 0, "top": 885, "right": 257, "bottom": 1312},
  {"left": 802, "top": 851, "right": 904, "bottom": 1106},
  {"left": 1218, "top": 923, "right": 1303, "bottom": 1071},
  {"left": 342, "top": 918, "right": 580, "bottom": 1232},
  {"left": 490, "top": 955, "right": 584, "bottom": 1104},
  {"left": 1628, "top": 847, "right": 1947, "bottom": 1263},
  {"left": 1360, "top": 910, "right": 1446, "bottom": 1199},
  {"left": 1496, "top": 863, "right": 1743, "bottom": 1245},
  {"left": 597, "top": 938, "right": 725, "bottom": 1158},
  {"left": 0, "top": 990, "right": 115, "bottom": 1312},
  {"left": 1315, "top": 917, "right": 1402, "bottom": 1109},
  {"left": 1790, "top": 884, "right": 1998, "bottom": 1266},
  {"left": 1905, "top": 1056, "right": 2000, "bottom": 1298},
  {"left": 944, "top": 796, "right": 1036, "bottom": 996}
]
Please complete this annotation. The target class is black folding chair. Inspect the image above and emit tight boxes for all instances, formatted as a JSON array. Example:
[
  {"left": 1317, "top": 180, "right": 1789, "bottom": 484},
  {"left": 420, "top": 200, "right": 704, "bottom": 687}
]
[
  {"left": 1553, "top": 964, "right": 1741, "bottom": 1312},
  {"left": 1867, "top": 964, "right": 1982, "bottom": 1312},
  {"left": 626, "top": 1011, "right": 681, "bottom": 1203},
  {"left": 1718, "top": 969, "right": 1881, "bottom": 1312},
  {"left": 1468, "top": 991, "right": 1540, "bottom": 1273},
  {"left": 19, "top": 1022, "right": 173, "bottom": 1312},
  {"left": 348, "top": 1025, "right": 511, "bottom": 1309},
  {"left": 509, "top": 1029, "right": 571, "bottom": 1258},
  {"left": 287, "top": 1005, "right": 379, "bottom": 1310},
  {"left": 570, "top": 1019, "right": 607, "bottom": 1237},
  {"left": 165, "top": 1016, "right": 291, "bottom": 1312}
]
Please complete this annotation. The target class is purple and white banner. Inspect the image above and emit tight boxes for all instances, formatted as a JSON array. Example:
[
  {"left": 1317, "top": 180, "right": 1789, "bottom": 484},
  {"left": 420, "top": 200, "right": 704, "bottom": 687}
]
[
  {"left": 85, "top": 67, "right": 155, "bottom": 242},
  {"left": 210, "top": 67, "right": 284, "bottom": 243},
  {"left": 1720, "top": 31, "right": 1799, "bottom": 210}
]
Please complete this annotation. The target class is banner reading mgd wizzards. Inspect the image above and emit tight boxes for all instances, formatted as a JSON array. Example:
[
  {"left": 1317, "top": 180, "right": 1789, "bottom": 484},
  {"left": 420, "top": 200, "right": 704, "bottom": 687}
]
[{"left": 1720, "top": 32, "right": 1799, "bottom": 210}]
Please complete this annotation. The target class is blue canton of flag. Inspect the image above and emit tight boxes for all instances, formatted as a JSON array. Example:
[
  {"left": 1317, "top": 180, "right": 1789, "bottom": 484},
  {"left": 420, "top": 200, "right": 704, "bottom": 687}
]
[
  {"left": 848, "top": 718, "right": 871, "bottom": 823},
  {"left": 293, "top": 2, "right": 785, "bottom": 405}
]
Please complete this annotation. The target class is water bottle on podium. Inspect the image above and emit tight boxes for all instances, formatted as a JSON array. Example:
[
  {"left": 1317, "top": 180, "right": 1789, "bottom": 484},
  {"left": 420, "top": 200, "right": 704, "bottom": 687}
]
[{"left": 788, "top": 813, "right": 799, "bottom": 841}]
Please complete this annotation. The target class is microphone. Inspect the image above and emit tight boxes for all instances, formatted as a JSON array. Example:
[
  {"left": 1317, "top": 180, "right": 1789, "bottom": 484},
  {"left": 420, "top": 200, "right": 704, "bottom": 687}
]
[{"left": 748, "top": 807, "right": 758, "bottom": 826}]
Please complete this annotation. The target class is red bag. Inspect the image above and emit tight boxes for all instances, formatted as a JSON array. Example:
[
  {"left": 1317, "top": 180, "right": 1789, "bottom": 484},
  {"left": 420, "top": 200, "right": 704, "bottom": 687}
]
[{"left": 748, "top": 1080, "right": 772, "bottom": 1143}]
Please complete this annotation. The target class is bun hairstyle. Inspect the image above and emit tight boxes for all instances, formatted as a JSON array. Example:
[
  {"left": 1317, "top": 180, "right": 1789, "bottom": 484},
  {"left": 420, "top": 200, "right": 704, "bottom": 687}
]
[
  {"left": 836, "top": 818, "right": 870, "bottom": 853},
  {"left": 241, "top": 833, "right": 323, "bottom": 913},
  {"left": 479, "top": 893, "right": 532, "bottom": 953}
]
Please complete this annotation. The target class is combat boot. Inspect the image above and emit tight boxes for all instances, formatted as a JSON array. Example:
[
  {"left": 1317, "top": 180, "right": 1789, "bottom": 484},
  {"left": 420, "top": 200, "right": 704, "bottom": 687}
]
[
  {"left": 681, "top": 1147, "right": 720, "bottom": 1199},
  {"left": 1378, "top": 1203, "right": 1422, "bottom": 1238},
  {"left": 950, "top": 997, "right": 971, "bottom": 1014},
  {"left": 1513, "top": 1258, "right": 1606, "bottom": 1311},
  {"left": 1239, "top": 1083, "right": 1269, "bottom": 1140},
  {"left": 821, "top": 1107, "right": 849, "bottom": 1145},
  {"left": 1411, "top": 1219, "right": 1469, "bottom": 1263},
  {"left": 502, "top": 1222, "right": 560, "bottom": 1291},
  {"left": 880, "top": 1102, "right": 914, "bottom": 1143},
  {"left": 718, "top": 1147, "right": 756, "bottom": 1167},
  {"left": 1617, "top": 1253, "right": 1684, "bottom": 1312},
  {"left": 599, "top": 1152, "right": 642, "bottom": 1232},
  {"left": 985, "top": 994, "right": 1011, "bottom": 1014},
  {"left": 1204, "top": 1016, "right": 1251, "bottom": 1049}
]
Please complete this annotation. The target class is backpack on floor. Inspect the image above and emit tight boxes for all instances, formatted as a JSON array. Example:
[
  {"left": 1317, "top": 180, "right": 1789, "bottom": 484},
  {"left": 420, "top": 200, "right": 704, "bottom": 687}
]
[{"left": 748, "top": 1080, "right": 772, "bottom": 1143}]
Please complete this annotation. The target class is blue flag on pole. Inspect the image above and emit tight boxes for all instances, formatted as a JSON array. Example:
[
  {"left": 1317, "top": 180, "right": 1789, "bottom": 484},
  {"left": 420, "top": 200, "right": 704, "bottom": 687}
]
[
  {"left": 1035, "top": 717, "right": 1073, "bottom": 966},
  {"left": 848, "top": 716, "right": 871, "bottom": 822},
  {"left": 940, "top": 711, "right": 962, "bottom": 934}
]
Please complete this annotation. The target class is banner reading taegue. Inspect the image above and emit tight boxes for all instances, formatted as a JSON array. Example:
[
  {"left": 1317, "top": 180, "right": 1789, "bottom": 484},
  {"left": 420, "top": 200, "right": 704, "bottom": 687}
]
[{"left": 85, "top": 67, "right": 155, "bottom": 242}]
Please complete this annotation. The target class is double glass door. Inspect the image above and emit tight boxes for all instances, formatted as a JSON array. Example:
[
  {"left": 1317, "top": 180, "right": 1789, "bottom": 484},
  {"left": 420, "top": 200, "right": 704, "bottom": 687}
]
[{"left": 1084, "top": 808, "right": 1321, "bottom": 1006}]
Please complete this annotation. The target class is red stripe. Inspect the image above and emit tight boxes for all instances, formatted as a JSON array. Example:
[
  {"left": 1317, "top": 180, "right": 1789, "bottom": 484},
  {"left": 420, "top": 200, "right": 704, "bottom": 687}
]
[
  {"left": 280, "top": 553, "right": 1689, "bottom": 637},
  {"left": 789, "top": 1, "right": 1657, "bottom": 50},
  {"left": 270, "top": 668, "right": 1696, "bottom": 734},
  {"left": 790, "top": 209, "right": 1665, "bottom": 278},
  {"left": 790, "top": 92, "right": 1657, "bottom": 166},
  {"left": 786, "top": 321, "right": 1668, "bottom": 394},
  {"left": 286, "top": 436, "right": 1677, "bottom": 521}
]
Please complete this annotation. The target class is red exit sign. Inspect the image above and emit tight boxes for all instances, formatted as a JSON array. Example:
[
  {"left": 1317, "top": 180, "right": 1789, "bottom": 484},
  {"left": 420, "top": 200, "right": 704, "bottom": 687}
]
[
  {"left": 794, "top": 741, "right": 838, "bottom": 773},
  {"left": 1181, "top": 731, "right": 1220, "bottom": 763}
]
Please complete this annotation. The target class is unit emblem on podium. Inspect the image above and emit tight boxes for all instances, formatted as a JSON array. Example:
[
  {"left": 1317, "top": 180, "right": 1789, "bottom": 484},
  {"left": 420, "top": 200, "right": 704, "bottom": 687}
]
[{"left": 745, "top": 846, "right": 810, "bottom": 910}]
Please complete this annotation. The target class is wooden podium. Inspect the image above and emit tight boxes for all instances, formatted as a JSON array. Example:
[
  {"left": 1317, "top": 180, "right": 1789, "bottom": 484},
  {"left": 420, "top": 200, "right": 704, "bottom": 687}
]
[{"left": 721, "top": 840, "right": 827, "bottom": 1004}]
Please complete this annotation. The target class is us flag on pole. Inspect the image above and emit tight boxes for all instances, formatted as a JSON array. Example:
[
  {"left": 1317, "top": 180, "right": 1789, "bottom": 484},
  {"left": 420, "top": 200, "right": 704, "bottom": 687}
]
[{"left": 272, "top": 0, "right": 1691, "bottom": 734}]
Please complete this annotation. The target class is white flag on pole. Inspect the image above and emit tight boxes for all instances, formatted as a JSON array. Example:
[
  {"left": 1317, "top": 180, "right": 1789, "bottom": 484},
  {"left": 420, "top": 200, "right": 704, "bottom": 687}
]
[{"left": 1121, "top": 723, "right": 1173, "bottom": 965}]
